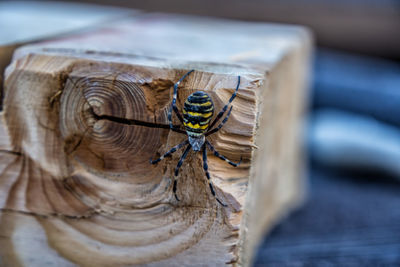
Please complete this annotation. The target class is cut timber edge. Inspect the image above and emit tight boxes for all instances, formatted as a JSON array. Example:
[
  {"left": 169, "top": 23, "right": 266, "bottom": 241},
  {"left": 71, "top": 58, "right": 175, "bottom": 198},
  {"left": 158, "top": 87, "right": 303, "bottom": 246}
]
[{"left": 0, "top": 14, "right": 312, "bottom": 267}]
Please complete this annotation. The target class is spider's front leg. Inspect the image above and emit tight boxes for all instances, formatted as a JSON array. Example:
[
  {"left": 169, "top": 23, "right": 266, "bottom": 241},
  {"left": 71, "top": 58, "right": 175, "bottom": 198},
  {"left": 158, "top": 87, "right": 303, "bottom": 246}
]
[
  {"left": 206, "top": 141, "right": 242, "bottom": 167},
  {"left": 150, "top": 140, "right": 189, "bottom": 164},
  {"left": 172, "top": 144, "right": 192, "bottom": 201},
  {"left": 202, "top": 145, "right": 227, "bottom": 207}
]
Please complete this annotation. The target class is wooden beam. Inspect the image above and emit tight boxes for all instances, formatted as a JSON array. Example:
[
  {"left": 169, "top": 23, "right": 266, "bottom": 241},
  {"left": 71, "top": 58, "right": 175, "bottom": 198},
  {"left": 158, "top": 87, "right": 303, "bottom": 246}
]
[
  {"left": 0, "top": 1, "right": 135, "bottom": 109},
  {"left": 88, "top": 0, "right": 400, "bottom": 58},
  {"left": 1, "top": 13, "right": 312, "bottom": 266}
]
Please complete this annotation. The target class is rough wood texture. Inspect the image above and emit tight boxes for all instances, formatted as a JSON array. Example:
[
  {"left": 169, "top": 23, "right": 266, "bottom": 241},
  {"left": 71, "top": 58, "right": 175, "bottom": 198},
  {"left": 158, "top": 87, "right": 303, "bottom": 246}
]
[{"left": 1, "top": 14, "right": 312, "bottom": 267}]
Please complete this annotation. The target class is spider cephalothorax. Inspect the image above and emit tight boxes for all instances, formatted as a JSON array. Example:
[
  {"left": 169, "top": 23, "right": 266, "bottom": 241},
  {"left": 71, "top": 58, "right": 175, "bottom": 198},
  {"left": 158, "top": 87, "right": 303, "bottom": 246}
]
[{"left": 150, "top": 70, "right": 241, "bottom": 206}]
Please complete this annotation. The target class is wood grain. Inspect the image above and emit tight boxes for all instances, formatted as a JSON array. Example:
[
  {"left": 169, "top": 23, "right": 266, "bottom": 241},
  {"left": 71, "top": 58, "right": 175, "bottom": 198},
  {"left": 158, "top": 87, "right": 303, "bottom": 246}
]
[
  {"left": 0, "top": 14, "right": 312, "bottom": 267},
  {"left": 0, "top": 1, "right": 135, "bottom": 110}
]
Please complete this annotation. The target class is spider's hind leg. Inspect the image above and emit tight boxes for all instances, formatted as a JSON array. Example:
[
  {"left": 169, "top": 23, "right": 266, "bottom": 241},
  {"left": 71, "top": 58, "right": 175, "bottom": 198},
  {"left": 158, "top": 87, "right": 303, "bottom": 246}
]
[
  {"left": 202, "top": 145, "right": 227, "bottom": 207},
  {"left": 208, "top": 75, "right": 240, "bottom": 130},
  {"left": 206, "top": 105, "right": 233, "bottom": 136},
  {"left": 168, "top": 69, "right": 195, "bottom": 127}
]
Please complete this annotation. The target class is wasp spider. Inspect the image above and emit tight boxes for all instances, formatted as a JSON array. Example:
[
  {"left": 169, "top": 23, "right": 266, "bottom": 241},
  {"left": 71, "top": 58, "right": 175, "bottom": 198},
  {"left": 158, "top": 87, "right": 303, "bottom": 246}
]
[{"left": 150, "top": 70, "right": 241, "bottom": 206}]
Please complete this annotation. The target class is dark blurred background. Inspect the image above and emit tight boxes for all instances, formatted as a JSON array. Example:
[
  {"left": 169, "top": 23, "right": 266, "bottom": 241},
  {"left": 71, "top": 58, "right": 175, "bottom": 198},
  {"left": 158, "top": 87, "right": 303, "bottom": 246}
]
[
  {"left": 3, "top": 0, "right": 400, "bottom": 265},
  {"left": 77, "top": 0, "right": 400, "bottom": 60}
]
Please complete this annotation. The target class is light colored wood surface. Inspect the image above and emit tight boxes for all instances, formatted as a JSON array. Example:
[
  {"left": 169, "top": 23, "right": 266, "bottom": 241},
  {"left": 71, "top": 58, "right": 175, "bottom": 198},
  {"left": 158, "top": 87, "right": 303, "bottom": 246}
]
[
  {"left": 1, "top": 13, "right": 312, "bottom": 267},
  {"left": 0, "top": 1, "right": 133, "bottom": 46},
  {"left": 86, "top": 0, "right": 400, "bottom": 58},
  {"left": 0, "top": 1, "right": 135, "bottom": 109}
]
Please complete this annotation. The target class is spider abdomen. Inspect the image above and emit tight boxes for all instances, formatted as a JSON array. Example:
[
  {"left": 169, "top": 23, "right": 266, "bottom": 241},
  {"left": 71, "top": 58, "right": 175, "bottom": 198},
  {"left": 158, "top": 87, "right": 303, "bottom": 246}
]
[{"left": 183, "top": 91, "right": 214, "bottom": 137}]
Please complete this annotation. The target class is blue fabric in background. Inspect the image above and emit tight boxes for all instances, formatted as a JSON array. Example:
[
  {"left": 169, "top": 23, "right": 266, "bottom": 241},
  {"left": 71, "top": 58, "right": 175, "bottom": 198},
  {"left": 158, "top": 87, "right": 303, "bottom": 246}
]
[
  {"left": 312, "top": 49, "right": 400, "bottom": 177},
  {"left": 314, "top": 49, "right": 400, "bottom": 127},
  {"left": 309, "top": 109, "right": 400, "bottom": 178},
  {"left": 254, "top": 49, "right": 400, "bottom": 266}
]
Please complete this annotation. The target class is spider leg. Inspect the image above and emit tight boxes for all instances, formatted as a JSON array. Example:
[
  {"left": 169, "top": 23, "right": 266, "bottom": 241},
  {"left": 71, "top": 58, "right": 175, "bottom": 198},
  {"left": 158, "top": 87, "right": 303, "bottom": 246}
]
[
  {"left": 65, "top": 76, "right": 183, "bottom": 132},
  {"left": 206, "top": 141, "right": 242, "bottom": 167},
  {"left": 150, "top": 140, "right": 189, "bottom": 164},
  {"left": 173, "top": 143, "right": 192, "bottom": 201},
  {"left": 169, "top": 69, "right": 195, "bottom": 126},
  {"left": 202, "top": 145, "right": 227, "bottom": 207},
  {"left": 167, "top": 105, "right": 186, "bottom": 134},
  {"left": 208, "top": 75, "right": 240, "bottom": 130},
  {"left": 206, "top": 106, "right": 233, "bottom": 136}
]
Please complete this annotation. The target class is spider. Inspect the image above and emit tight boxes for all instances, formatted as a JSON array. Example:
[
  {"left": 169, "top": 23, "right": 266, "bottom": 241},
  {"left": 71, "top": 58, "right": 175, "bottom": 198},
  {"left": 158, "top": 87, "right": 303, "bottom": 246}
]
[{"left": 150, "top": 70, "right": 241, "bottom": 206}]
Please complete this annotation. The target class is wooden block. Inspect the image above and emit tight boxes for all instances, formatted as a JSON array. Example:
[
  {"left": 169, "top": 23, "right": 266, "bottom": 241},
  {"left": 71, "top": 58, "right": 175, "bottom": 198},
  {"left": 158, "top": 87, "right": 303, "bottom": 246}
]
[
  {"left": 0, "top": 1, "right": 135, "bottom": 108},
  {"left": 1, "top": 13, "right": 312, "bottom": 266},
  {"left": 112, "top": 0, "right": 400, "bottom": 58}
]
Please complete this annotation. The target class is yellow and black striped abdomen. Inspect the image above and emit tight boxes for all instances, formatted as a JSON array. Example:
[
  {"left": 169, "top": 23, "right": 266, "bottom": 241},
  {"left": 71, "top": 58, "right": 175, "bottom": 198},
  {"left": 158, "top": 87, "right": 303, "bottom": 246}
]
[{"left": 183, "top": 91, "right": 214, "bottom": 137}]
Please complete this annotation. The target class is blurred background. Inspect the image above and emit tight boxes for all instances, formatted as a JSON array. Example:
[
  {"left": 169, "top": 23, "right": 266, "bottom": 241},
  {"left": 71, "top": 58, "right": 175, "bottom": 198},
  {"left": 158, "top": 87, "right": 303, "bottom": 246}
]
[{"left": 1, "top": 0, "right": 400, "bottom": 265}]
